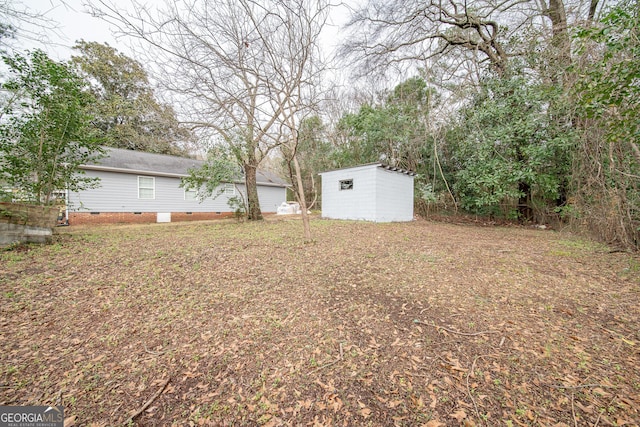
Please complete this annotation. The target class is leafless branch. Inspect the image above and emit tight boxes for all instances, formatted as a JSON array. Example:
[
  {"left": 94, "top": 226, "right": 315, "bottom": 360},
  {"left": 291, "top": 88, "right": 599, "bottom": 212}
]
[
  {"left": 87, "top": 0, "right": 328, "bottom": 221},
  {"left": 122, "top": 376, "right": 170, "bottom": 425}
]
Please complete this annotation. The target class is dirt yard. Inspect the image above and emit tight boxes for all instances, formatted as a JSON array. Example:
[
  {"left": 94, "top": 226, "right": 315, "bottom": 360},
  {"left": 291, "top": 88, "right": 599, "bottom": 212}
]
[{"left": 1, "top": 218, "right": 639, "bottom": 426}]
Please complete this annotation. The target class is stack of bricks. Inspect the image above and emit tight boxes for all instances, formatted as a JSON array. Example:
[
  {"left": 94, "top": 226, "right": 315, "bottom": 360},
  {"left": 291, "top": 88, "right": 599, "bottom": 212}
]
[
  {"left": 0, "top": 202, "right": 59, "bottom": 246},
  {"left": 0, "top": 202, "right": 59, "bottom": 227}
]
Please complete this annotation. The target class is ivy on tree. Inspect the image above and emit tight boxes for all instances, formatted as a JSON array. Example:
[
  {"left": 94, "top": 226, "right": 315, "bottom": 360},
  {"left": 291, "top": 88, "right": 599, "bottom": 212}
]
[
  {"left": 571, "top": 0, "right": 640, "bottom": 247},
  {"left": 180, "top": 146, "right": 242, "bottom": 204}
]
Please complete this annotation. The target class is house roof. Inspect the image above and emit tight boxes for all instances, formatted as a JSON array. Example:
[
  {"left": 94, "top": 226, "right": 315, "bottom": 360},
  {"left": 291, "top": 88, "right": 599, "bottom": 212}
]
[
  {"left": 319, "top": 162, "right": 417, "bottom": 176},
  {"left": 80, "top": 147, "right": 288, "bottom": 187}
]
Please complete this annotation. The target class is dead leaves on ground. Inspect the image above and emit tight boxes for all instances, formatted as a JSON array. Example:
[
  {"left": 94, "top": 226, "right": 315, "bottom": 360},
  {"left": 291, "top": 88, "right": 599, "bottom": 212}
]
[{"left": 1, "top": 219, "right": 639, "bottom": 425}]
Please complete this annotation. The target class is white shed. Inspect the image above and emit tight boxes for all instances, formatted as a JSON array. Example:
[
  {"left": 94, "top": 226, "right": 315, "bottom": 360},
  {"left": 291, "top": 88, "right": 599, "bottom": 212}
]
[{"left": 319, "top": 163, "right": 416, "bottom": 222}]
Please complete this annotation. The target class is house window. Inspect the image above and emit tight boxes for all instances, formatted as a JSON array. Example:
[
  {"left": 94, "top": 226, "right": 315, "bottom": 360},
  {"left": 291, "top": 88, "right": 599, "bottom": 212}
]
[
  {"left": 224, "top": 183, "right": 235, "bottom": 195},
  {"left": 138, "top": 176, "right": 155, "bottom": 199},
  {"left": 50, "top": 190, "right": 66, "bottom": 202},
  {"left": 339, "top": 179, "right": 353, "bottom": 190},
  {"left": 184, "top": 188, "right": 198, "bottom": 201}
]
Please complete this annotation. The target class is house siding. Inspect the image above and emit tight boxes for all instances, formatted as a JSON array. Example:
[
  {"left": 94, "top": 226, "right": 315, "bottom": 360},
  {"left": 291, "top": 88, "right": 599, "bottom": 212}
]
[
  {"left": 67, "top": 170, "right": 285, "bottom": 222},
  {"left": 255, "top": 185, "right": 287, "bottom": 213},
  {"left": 320, "top": 164, "right": 414, "bottom": 222}
]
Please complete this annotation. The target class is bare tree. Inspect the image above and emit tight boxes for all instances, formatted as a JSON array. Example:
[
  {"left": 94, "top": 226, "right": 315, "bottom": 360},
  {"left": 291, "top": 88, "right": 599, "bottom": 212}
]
[
  {"left": 0, "top": 0, "right": 60, "bottom": 51},
  {"left": 340, "top": 0, "right": 604, "bottom": 84},
  {"left": 88, "top": 0, "right": 328, "bottom": 221},
  {"left": 340, "top": 0, "right": 523, "bottom": 79},
  {"left": 266, "top": 1, "right": 328, "bottom": 241}
]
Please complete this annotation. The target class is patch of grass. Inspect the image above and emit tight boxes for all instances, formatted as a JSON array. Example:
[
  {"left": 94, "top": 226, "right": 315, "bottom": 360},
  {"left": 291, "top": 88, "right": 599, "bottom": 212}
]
[
  {"left": 547, "top": 249, "right": 572, "bottom": 257},
  {"left": 0, "top": 251, "right": 24, "bottom": 264},
  {"left": 557, "top": 237, "right": 604, "bottom": 250}
]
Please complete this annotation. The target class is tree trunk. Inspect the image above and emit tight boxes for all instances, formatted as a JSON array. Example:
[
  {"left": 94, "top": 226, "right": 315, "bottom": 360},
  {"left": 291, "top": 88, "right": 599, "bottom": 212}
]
[
  {"left": 544, "top": 0, "right": 571, "bottom": 85},
  {"left": 518, "top": 181, "right": 533, "bottom": 222},
  {"left": 588, "top": 0, "right": 600, "bottom": 22},
  {"left": 244, "top": 162, "right": 263, "bottom": 221},
  {"left": 292, "top": 154, "right": 312, "bottom": 242}
]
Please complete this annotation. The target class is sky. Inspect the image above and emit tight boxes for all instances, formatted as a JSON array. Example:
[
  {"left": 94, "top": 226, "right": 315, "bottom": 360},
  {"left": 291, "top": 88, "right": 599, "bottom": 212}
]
[
  {"left": 10, "top": 0, "right": 362, "bottom": 130},
  {"left": 15, "top": 0, "right": 128, "bottom": 59},
  {"left": 17, "top": 0, "right": 354, "bottom": 61}
]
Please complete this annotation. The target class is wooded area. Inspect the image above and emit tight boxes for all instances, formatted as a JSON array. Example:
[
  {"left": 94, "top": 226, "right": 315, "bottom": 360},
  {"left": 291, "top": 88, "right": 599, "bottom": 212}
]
[
  {"left": 1, "top": 0, "right": 639, "bottom": 248},
  {"left": 334, "top": 0, "right": 639, "bottom": 249}
]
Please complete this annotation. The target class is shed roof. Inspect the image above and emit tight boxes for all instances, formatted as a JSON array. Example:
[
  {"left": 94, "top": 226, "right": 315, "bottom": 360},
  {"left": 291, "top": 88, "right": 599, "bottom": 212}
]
[
  {"left": 319, "top": 162, "right": 417, "bottom": 176},
  {"left": 80, "top": 147, "right": 288, "bottom": 187}
]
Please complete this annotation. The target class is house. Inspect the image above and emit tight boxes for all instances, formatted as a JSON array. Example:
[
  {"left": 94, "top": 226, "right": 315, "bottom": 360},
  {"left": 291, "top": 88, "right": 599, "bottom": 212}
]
[
  {"left": 66, "top": 147, "right": 287, "bottom": 225},
  {"left": 318, "top": 163, "right": 416, "bottom": 222}
]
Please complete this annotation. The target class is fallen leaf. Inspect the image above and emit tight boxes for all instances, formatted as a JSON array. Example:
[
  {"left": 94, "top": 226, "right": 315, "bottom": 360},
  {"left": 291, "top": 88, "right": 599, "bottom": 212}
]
[
  {"left": 388, "top": 399, "right": 403, "bottom": 408},
  {"left": 360, "top": 407, "right": 372, "bottom": 418},
  {"left": 592, "top": 387, "right": 610, "bottom": 397},
  {"left": 526, "top": 409, "right": 535, "bottom": 421},
  {"left": 298, "top": 399, "right": 312, "bottom": 409},
  {"left": 574, "top": 401, "right": 593, "bottom": 414},
  {"left": 429, "top": 393, "right": 437, "bottom": 409},
  {"left": 264, "top": 417, "right": 282, "bottom": 427},
  {"left": 450, "top": 409, "right": 467, "bottom": 422},
  {"left": 424, "top": 420, "right": 445, "bottom": 427}
]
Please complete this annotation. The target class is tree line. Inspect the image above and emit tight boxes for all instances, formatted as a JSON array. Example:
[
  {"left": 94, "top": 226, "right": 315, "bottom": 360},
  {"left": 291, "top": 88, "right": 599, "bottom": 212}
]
[
  {"left": 298, "top": 0, "right": 639, "bottom": 249},
  {"left": 1, "top": 0, "right": 638, "bottom": 248}
]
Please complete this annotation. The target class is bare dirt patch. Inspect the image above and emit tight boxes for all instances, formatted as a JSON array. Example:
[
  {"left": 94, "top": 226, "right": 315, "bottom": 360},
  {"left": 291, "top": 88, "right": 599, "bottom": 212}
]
[{"left": 1, "top": 219, "right": 639, "bottom": 426}]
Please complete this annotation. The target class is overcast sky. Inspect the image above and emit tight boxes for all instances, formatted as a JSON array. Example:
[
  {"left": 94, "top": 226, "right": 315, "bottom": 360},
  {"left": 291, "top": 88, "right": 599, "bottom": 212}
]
[
  {"left": 18, "top": 0, "right": 353, "bottom": 61},
  {"left": 16, "top": 0, "right": 126, "bottom": 59}
]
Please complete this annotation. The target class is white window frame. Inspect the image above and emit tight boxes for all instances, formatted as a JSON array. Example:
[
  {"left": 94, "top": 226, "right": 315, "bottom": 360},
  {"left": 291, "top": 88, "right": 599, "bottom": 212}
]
[
  {"left": 224, "top": 183, "right": 235, "bottom": 196},
  {"left": 184, "top": 188, "right": 198, "bottom": 201},
  {"left": 138, "top": 176, "right": 155, "bottom": 199}
]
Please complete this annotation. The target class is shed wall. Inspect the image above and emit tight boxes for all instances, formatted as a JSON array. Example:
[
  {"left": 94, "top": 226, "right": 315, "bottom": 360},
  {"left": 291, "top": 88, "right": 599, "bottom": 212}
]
[
  {"left": 374, "top": 168, "right": 414, "bottom": 222},
  {"left": 320, "top": 166, "right": 377, "bottom": 221},
  {"left": 320, "top": 164, "right": 414, "bottom": 222}
]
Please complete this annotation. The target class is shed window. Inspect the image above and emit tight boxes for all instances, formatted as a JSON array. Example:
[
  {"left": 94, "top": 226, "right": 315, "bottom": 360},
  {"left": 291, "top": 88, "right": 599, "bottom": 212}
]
[
  {"left": 138, "top": 176, "right": 155, "bottom": 199},
  {"left": 339, "top": 179, "right": 353, "bottom": 190}
]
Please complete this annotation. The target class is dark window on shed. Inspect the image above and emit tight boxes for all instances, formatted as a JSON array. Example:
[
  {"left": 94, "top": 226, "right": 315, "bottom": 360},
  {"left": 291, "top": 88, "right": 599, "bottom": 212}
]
[{"left": 339, "top": 179, "right": 353, "bottom": 190}]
